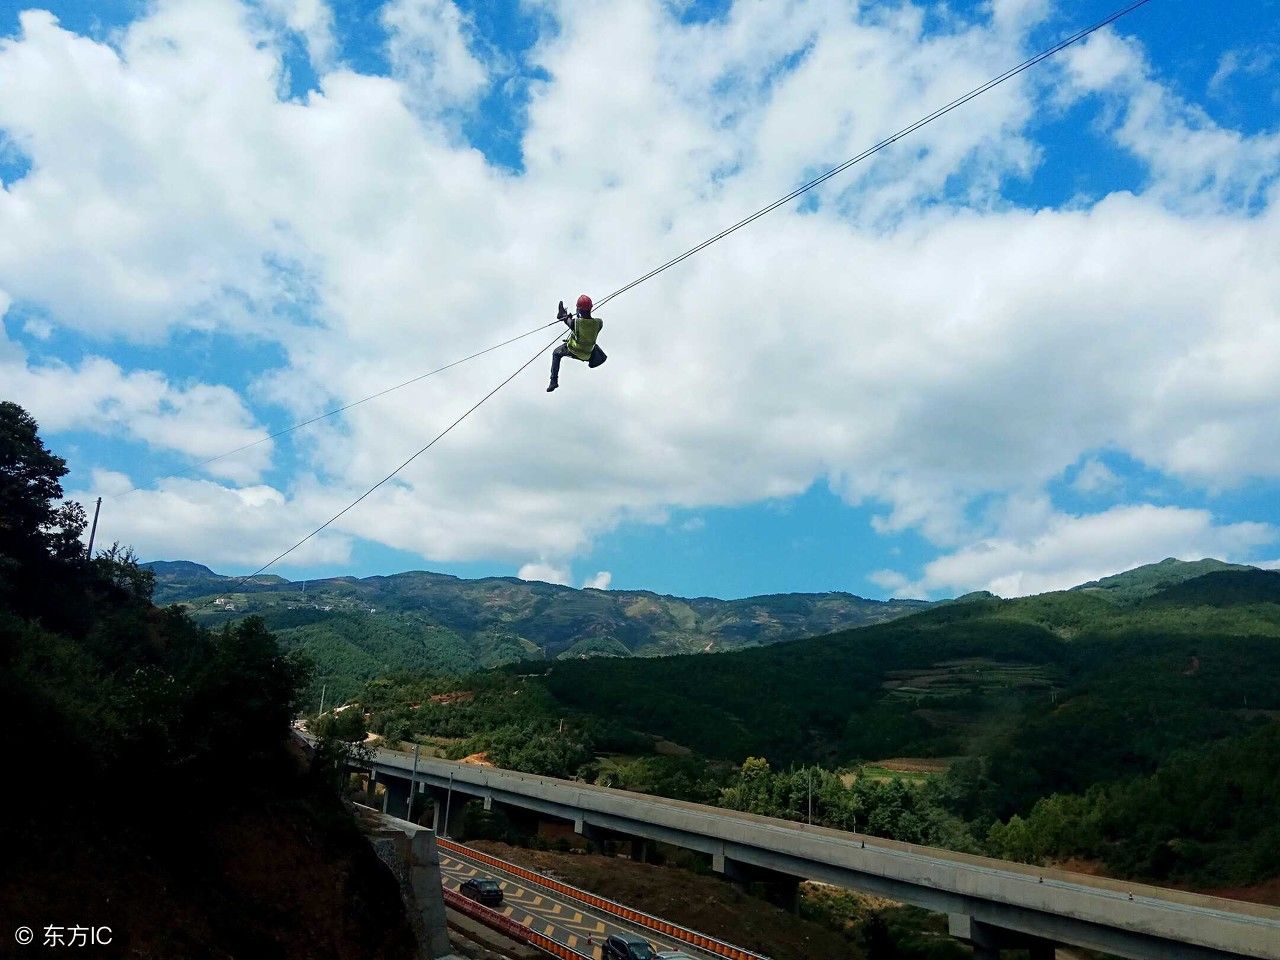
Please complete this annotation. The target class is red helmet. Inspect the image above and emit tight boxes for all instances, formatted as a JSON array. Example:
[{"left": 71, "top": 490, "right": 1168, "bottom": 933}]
[{"left": 576, "top": 294, "right": 593, "bottom": 315}]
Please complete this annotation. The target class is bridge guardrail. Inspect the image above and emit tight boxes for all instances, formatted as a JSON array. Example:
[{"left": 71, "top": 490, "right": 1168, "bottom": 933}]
[
  {"left": 439, "top": 837, "right": 771, "bottom": 960},
  {"left": 443, "top": 886, "right": 593, "bottom": 960}
]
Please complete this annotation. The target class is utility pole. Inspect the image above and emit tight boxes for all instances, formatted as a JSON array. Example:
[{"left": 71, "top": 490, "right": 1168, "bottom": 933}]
[
  {"left": 443, "top": 771, "right": 454, "bottom": 838},
  {"left": 318, "top": 683, "right": 327, "bottom": 719},
  {"left": 86, "top": 497, "right": 102, "bottom": 558},
  {"left": 406, "top": 743, "right": 420, "bottom": 823},
  {"left": 807, "top": 768, "right": 813, "bottom": 825}
]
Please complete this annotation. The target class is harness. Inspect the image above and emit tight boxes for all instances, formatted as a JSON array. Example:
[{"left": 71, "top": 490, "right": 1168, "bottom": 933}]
[{"left": 565, "top": 314, "right": 603, "bottom": 361}]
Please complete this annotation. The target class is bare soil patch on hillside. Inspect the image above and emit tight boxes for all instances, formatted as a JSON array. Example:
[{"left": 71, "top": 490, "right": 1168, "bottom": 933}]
[{"left": 874, "top": 758, "right": 954, "bottom": 774}]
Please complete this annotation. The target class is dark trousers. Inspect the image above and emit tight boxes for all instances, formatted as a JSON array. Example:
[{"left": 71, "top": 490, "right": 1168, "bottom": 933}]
[{"left": 550, "top": 343, "right": 606, "bottom": 382}]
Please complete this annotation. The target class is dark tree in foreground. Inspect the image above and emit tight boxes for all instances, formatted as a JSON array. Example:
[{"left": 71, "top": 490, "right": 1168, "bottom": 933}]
[
  {"left": 0, "top": 400, "right": 87, "bottom": 621},
  {"left": 0, "top": 399, "right": 86, "bottom": 560}
]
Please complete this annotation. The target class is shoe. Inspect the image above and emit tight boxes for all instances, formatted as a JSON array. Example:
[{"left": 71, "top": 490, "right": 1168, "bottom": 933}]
[
  {"left": 546, "top": 380, "right": 558, "bottom": 393},
  {"left": 557, "top": 300, "right": 569, "bottom": 320}
]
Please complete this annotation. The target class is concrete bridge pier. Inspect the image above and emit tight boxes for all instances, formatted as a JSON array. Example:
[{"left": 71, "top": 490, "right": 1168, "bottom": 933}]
[
  {"left": 629, "top": 837, "right": 654, "bottom": 863},
  {"left": 428, "top": 787, "right": 472, "bottom": 838},
  {"left": 713, "top": 852, "right": 801, "bottom": 912},
  {"left": 382, "top": 775, "right": 413, "bottom": 820},
  {"left": 949, "top": 915, "right": 1057, "bottom": 959}
]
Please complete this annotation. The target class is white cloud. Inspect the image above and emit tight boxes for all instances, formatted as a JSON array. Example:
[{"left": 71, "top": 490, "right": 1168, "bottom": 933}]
[
  {"left": 258, "top": 0, "right": 336, "bottom": 70},
  {"left": 889, "top": 504, "right": 1275, "bottom": 598},
  {"left": 71, "top": 471, "right": 351, "bottom": 568},
  {"left": 1209, "top": 46, "right": 1277, "bottom": 98},
  {"left": 0, "top": 0, "right": 1277, "bottom": 592},
  {"left": 1071, "top": 458, "right": 1121, "bottom": 495},
  {"left": 22, "top": 316, "right": 52, "bottom": 339},
  {"left": 582, "top": 570, "right": 612, "bottom": 590},
  {"left": 2, "top": 353, "right": 270, "bottom": 482},
  {"left": 517, "top": 561, "right": 570, "bottom": 586},
  {"left": 1061, "top": 30, "right": 1280, "bottom": 211},
  {"left": 868, "top": 568, "right": 911, "bottom": 596},
  {"left": 382, "top": 0, "right": 488, "bottom": 116}
]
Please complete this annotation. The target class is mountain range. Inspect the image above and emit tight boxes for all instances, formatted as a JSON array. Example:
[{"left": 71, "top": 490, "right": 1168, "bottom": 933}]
[{"left": 145, "top": 560, "right": 931, "bottom": 699}]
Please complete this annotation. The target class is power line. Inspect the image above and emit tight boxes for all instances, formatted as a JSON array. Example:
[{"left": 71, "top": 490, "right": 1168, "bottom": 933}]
[
  {"left": 593, "top": 0, "right": 1154, "bottom": 310},
  {"left": 193, "top": 329, "right": 564, "bottom": 607}
]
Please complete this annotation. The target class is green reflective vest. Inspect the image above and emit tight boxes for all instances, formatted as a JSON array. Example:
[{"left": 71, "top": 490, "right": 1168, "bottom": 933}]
[{"left": 566, "top": 314, "right": 603, "bottom": 361}]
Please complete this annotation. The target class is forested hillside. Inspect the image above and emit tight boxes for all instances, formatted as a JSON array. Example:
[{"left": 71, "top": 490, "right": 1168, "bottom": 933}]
[
  {"left": 543, "top": 577, "right": 1280, "bottom": 806},
  {"left": 0, "top": 403, "right": 414, "bottom": 958},
  {"left": 147, "top": 560, "right": 930, "bottom": 702},
  {"left": 356, "top": 564, "right": 1280, "bottom": 893}
]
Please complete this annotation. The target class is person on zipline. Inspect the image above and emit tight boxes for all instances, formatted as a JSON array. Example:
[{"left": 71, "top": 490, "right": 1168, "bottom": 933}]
[{"left": 547, "top": 294, "right": 607, "bottom": 392}]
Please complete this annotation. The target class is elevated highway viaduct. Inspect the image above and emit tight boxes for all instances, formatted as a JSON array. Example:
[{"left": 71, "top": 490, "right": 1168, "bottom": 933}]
[{"left": 364, "top": 749, "right": 1280, "bottom": 960}]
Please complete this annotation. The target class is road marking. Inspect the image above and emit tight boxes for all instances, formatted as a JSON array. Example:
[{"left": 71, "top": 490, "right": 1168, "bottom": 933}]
[{"left": 533, "top": 895, "right": 544, "bottom": 907}]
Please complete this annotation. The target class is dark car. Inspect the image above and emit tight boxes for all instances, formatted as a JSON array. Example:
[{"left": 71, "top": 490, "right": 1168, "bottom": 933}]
[
  {"left": 603, "top": 933, "right": 656, "bottom": 960},
  {"left": 460, "top": 877, "right": 504, "bottom": 906}
]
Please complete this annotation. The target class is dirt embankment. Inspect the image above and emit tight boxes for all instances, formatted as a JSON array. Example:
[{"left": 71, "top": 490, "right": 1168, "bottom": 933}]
[
  {"left": 1, "top": 800, "right": 416, "bottom": 960},
  {"left": 469, "top": 842, "right": 856, "bottom": 960}
]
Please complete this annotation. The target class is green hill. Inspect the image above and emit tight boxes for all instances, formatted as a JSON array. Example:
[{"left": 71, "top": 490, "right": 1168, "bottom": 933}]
[
  {"left": 1071, "top": 557, "right": 1254, "bottom": 601},
  {"left": 1146, "top": 568, "right": 1280, "bottom": 607},
  {"left": 535, "top": 572, "right": 1280, "bottom": 812},
  {"left": 359, "top": 566, "right": 1280, "bottom": 889},
  {"left": 145, "top": 561, "right": 931, "bottom": 702}
]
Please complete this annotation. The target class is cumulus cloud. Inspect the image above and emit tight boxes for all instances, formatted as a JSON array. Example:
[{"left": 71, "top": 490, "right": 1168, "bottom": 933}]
[
  {"left": 2, "top": 353, "right": 270, "bottom": 482},
  {"left": 72, "top": 470, "right": 352, "bottom": 568},
  {"left": 883, "top": 504, "right": 1275, "bottom": 598},
  {"left": 517, "top": 561, "right": 571, "bottom": 586},
  {"left": 382, "top": 0, "right": 489, "bottom": 116},
  {"left": 1061, "top": 30, "right": 1280, "bottom": 210},
  {"left": 1071, "top": 458, "right": 1121, "bottom": 495},
  {"left": 1, "top": 0, "right": 1277, "bottom": 591},
  {"left": 582, "top": 570, "right": 612, "bottom": 590},
  {"left": 258, "top": 0, "right": 336, "bottom": 70}
]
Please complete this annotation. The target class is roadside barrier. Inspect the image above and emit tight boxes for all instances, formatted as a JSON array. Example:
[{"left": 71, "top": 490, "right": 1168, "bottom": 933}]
[
  {"left": 438, "top": 837, "right": 771, "bottom": 960},
  {"left": 443, "top": 886, "right": 594, "bottom": 960}
]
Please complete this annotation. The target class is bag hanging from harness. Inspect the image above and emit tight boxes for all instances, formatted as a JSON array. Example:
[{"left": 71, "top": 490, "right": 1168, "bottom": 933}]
[{"left": 566, "top": 315, "right": 603, "bottom": 361}]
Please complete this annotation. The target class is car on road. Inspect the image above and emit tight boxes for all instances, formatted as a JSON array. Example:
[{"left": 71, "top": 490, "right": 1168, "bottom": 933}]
[
  {"left": 603, "top": 933, "right": 656, "bottom": 960},
  {"left": 459, "top": 877, "right": 504, "bottom": 906}
]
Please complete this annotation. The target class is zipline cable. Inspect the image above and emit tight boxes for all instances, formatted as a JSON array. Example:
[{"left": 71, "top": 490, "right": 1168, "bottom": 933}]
[
  {"left": 593, "top": 0, "right": 1154, "bottom": 310},
  {"left": 188, "top": 319, "right": 563, "bottom": 473},
  {"left": 192, "top": 329, "right": 564, "bottom": 607},
  {"left": 118, "top": 0, "right": 1151, "bottom": 507},
  {"left": 190, "top": 0, "right": 1153, "bottom": 594},
  {"left": 101, "top": 317, "right": 563, "bottom": 501}
]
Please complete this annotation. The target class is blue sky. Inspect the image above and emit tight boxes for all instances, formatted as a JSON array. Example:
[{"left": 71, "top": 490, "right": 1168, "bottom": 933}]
[{"left": 2, "top": 0, "right": 1279, "bottom": 599}]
